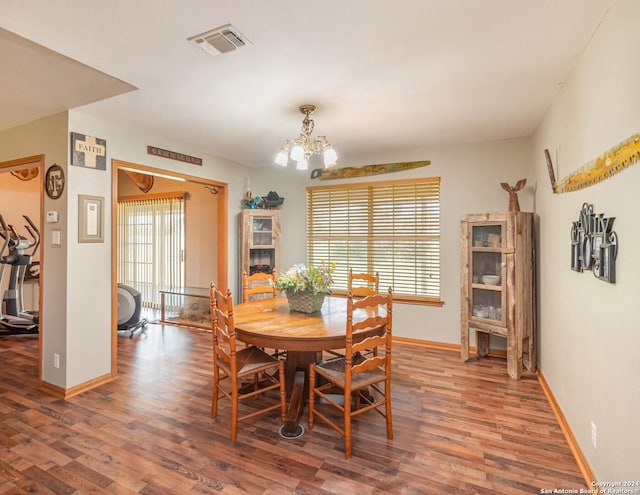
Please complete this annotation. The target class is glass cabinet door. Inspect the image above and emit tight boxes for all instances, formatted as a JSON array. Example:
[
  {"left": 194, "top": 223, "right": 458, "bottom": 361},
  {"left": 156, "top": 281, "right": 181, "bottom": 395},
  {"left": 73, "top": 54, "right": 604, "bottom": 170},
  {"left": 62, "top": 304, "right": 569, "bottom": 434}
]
[
  {"left": 252, "top": 217, "right": 274, "bottom": 246},
  {"left": 471, "top": 224, "right": 502, "bottom": 248},
  {"left": 469, "top": 223, "right": 505, "bottom": 324}
]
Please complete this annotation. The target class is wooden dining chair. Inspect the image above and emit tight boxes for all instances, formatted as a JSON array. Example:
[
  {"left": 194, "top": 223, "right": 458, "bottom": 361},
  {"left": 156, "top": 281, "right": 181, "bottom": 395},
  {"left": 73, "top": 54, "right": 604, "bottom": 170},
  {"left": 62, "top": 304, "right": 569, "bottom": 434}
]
[
  {"left": 242, "top": 269, "right": 283, "bottom": 357},
  {"left": 347, "top": 268, "right": 379, "bottom": 297},
  {"left": 344, "top": 268, "right": 381, "bottom": 358},
  {"left": 308, "top": 288, "right": 393, "bottom": 459},
  {"left": 209, "top": 283, "right": 286, "bottom": 441},
  {"left": 242, "top": 269, "right": 277, "bottom": 303},
  {"left": 325, "top": 269, "right": 379, "bottom": 358}
]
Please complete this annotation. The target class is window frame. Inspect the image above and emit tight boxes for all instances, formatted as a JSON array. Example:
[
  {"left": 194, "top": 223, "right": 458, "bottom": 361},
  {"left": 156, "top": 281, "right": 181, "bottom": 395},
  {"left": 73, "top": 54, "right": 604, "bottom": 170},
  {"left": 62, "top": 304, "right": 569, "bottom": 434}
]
[{"left": 306, "top": 176, "right": 443, "bottom": 306}]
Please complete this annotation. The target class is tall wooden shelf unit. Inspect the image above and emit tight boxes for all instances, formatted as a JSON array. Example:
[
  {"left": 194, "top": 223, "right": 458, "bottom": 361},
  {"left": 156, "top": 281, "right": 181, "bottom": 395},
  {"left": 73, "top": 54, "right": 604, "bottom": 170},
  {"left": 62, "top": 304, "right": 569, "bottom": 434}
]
[
  {"left": 238, "top": 209, "right": 281, "bottom": 289},
  {"left": 460, "top": 211, "right": 536, "bottom": 379}
]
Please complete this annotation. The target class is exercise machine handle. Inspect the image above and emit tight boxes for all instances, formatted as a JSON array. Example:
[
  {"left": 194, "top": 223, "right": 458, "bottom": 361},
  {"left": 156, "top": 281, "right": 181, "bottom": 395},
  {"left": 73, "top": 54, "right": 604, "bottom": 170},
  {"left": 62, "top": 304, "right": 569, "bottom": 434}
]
[
  {"left": 0, "top": 215, "right": 8, "bottom": 257},
  {"left": 0, "top": 214, "right": 8, "bottom": 237},
  {"left": 23, "top": 215, "right": 40, "bottom": 255}
]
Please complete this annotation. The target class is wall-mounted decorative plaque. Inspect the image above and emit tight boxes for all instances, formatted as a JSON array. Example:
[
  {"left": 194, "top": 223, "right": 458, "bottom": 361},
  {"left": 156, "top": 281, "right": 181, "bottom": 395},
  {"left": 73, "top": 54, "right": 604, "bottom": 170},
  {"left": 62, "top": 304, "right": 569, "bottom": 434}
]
[
  {"left": 147, "top": 145, "right": 202, "bottom": 165},
  {"left": 71, "top": 132, "right": 106, "bottom": 170},
  {"left": 45, "top": 164, "right": 65, "bottom": 200},
  {"left": 570, "top": 203, "right": 618, "bottom": 283}
]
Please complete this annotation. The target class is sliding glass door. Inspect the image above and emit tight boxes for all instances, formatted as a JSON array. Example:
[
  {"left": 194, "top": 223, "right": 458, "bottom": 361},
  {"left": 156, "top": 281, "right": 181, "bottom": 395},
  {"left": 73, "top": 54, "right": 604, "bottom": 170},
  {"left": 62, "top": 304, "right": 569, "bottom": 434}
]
[{"left": 117, "top": 195, "right": 184, "bottom": 308}]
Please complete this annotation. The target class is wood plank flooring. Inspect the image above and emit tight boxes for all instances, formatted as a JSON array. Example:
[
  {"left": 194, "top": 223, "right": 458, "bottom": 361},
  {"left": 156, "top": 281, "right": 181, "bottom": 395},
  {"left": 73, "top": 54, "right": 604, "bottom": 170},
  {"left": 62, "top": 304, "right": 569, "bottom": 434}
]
[{"left": 0, "top": 323, "right": 585, "bottom": 494}]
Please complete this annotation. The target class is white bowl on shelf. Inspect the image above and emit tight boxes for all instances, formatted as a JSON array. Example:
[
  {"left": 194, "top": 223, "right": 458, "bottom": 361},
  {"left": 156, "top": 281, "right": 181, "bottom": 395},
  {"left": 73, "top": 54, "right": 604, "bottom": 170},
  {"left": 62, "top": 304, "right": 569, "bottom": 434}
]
[{"left": 481, "top": 274, "right": 501, "bottom": 285}]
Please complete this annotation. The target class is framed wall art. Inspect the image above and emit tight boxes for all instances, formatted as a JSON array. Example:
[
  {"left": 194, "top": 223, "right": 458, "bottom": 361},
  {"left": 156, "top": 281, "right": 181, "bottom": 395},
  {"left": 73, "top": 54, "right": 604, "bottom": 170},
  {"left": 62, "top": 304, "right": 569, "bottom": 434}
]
[
  {"left": 71, "top": 132, "right": 107, "bottom": 170},
  {"left": 78, "top": 194, "right": 104, "bottom": 243}
]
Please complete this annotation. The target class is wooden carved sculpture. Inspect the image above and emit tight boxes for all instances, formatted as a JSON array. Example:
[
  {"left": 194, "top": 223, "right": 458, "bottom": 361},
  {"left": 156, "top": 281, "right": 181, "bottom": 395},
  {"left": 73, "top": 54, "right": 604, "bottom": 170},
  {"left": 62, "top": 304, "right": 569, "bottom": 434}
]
[
  {"left": 500, "top": 179, "right": 526, "bottom": 212},
  {"left": 11, "top": 167, "right": 39, "bottom": 181},
  {"left": 123, "top": 170, "right": 154, "bottom": 193},
  {"left": 310, "top": 160, "right": 431, "bottom": 180}
]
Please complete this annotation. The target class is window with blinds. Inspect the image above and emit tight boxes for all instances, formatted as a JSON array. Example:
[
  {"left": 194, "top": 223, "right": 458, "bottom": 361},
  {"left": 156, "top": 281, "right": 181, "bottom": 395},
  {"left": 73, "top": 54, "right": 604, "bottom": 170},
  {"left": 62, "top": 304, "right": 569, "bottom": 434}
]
[
  {"left": 307, "top": 177, "right": 441, "bottom": 304},
  {"left": 117, "top": 195, "right": 185, "bottom": 308}
]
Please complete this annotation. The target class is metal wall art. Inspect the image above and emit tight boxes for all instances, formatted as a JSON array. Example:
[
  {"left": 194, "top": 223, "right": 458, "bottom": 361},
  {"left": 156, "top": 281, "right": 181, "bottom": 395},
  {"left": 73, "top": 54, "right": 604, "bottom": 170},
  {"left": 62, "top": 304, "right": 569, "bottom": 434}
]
[{"left": 570, "top": 203, "right": 618, "bottom": 283}]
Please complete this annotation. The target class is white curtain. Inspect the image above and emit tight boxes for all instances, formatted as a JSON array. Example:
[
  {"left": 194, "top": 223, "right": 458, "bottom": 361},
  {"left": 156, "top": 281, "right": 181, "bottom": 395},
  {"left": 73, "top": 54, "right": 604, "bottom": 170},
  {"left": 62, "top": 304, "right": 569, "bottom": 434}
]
[{"left": 117, "top": 196, "right": 184, "bottom": 308}]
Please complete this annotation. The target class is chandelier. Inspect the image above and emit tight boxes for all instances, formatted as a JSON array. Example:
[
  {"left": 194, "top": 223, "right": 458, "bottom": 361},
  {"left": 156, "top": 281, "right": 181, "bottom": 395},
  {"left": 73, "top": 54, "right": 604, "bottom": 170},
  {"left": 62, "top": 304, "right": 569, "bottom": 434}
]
[{"left": 274, "top": 104, "right": 338, "bottom": 170}]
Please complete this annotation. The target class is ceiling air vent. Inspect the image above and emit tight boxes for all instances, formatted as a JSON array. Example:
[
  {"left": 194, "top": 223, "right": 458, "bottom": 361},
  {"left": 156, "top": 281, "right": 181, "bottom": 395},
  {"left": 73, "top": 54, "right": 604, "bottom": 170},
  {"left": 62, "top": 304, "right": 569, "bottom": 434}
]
[{"left": 188, "top": 24, "right": 252, "bottom": 57}]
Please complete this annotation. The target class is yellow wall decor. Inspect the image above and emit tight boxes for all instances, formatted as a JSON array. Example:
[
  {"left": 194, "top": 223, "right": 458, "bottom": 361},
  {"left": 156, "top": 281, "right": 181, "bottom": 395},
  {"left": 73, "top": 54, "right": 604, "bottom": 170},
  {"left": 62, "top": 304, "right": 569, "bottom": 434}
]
[
  {"left": 310, "top": 160, "right": 430, "bottom": 180},
  {"left": 551, "top": 133, "right": 640, "bottom": 193}
]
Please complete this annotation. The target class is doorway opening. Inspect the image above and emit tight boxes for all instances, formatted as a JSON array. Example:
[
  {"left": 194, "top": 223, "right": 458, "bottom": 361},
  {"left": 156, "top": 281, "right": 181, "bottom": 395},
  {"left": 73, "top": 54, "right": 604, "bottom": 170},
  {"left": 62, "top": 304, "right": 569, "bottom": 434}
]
[
  {"left": 0, "top": 155, "right": 44, "bottom": 377},
  {"left": 110, "top": 159, "right": 228, "bottom": 375}
]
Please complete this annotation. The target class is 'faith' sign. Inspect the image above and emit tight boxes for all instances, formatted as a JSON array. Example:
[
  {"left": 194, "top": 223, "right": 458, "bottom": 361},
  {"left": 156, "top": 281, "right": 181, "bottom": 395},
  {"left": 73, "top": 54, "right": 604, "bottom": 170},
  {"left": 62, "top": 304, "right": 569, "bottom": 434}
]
[{"left": 70, "top": 132, "right": 107, "bottom": 170}]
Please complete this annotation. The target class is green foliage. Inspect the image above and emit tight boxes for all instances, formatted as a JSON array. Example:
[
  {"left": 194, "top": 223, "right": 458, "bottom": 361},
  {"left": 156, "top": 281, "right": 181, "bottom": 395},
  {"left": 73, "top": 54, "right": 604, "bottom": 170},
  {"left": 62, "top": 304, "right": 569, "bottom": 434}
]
[{"left": 275, "top": 262, "right": 336, "bottom": 295}]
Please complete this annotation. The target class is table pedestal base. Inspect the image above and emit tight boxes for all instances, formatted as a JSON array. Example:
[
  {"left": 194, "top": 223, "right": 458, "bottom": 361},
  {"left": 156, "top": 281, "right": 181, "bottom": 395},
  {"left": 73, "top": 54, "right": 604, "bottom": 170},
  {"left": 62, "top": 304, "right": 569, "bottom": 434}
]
[
  {"left": 280, "top": 369, "right": 307, "bottom": 438},
  {"left": 279, "top": 353, "right": 320, "bottom": 438},
  {"left": 279, "top": 424, "right": 304, "bottom": 439}
]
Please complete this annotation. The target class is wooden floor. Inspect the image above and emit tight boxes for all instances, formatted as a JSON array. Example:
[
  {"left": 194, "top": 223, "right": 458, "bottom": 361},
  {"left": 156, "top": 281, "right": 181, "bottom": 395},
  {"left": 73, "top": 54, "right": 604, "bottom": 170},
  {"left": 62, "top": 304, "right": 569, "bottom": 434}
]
[{"left": 0, "top": 323, "right": 585, "bottom": 494}]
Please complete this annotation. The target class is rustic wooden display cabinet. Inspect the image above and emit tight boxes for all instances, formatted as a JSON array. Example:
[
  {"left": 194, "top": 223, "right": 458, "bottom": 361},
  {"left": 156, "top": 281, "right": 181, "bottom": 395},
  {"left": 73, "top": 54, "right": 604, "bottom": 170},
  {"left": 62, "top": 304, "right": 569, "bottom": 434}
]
[
  {"left": 238, "top": 208, "right": 280, "bottom": 284},
  {"left": 460, "top": 211, "right": 536, "bottom": 379}
]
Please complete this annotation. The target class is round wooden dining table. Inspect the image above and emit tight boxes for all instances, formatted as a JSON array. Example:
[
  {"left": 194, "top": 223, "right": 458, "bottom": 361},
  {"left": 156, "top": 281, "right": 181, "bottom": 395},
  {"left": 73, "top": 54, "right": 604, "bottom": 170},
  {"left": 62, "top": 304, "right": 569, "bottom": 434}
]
[{"left": 232, "top": 295, "right": 385, "bottom": 438}]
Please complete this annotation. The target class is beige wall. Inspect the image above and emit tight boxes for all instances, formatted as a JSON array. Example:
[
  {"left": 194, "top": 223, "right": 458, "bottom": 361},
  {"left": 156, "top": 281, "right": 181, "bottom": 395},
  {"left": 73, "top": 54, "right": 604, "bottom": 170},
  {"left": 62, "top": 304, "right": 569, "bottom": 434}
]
[
  {"left": 184, "top": 183, "right": 219, "bottom": 288},
  {"left": 533, "top": 0, "right": 639, "bottom": 480}
]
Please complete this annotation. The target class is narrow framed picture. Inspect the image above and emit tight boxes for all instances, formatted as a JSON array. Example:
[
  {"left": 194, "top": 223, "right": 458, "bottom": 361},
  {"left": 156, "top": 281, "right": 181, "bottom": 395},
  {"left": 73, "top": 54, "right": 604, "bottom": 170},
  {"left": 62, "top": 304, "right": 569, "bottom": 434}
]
[{"left": 78, "top": 194, "right": 104, "bottom": 243}]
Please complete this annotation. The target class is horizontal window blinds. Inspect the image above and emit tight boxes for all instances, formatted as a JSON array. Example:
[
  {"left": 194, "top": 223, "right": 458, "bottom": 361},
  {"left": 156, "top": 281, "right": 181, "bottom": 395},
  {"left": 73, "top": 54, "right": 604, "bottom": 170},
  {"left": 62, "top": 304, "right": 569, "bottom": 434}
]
[{"left": 307, "top": 177, "right": 441, "bottom": 302}]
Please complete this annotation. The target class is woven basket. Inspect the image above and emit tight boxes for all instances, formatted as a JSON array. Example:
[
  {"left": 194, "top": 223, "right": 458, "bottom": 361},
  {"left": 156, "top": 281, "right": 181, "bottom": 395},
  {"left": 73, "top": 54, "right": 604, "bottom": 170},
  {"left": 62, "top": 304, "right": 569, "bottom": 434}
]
[{"left": 285, "top": 290, "right": 326, "bottom": 313}]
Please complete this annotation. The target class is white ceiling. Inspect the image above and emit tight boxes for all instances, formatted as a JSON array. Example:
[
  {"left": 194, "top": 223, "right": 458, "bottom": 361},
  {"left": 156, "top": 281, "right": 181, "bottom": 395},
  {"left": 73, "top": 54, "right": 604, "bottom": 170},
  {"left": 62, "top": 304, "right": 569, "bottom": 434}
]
[{"left": 0, "top": 0, "right": 613, "bottom": 169}]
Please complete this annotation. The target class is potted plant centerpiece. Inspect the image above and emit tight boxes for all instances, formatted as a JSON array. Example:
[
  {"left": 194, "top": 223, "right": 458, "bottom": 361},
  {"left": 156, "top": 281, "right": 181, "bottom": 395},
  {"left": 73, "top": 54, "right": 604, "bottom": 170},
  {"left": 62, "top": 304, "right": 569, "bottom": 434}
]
[{"left": 275, "top": 262, "right": 336, "bottom": 313}]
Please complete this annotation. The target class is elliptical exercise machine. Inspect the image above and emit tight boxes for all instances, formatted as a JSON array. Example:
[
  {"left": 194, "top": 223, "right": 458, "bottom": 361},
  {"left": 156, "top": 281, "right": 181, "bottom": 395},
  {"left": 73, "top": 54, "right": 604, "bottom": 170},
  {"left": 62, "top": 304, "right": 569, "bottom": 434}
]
[
  {"left": 0, "top": 214, "right": 39, "bottom": 335},
  {"left": 117, "top": 283, "right": 148, "bottom": 337}
]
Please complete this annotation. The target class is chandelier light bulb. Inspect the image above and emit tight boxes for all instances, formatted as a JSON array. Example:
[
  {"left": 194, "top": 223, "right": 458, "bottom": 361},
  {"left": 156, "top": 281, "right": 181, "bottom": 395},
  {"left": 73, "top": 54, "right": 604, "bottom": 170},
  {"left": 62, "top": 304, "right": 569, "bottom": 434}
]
[
  {"left": 290, "top": 142, "right": 304, "bottom": 162},
  {"left": 323, "top": 145, "right": 338, "bottom": 167},
  {"left": 274, "top": 147, "right": 289, "bottom": 166},
  {"left": 296, "top": 157, "right": 308, "bottom": 170}
]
